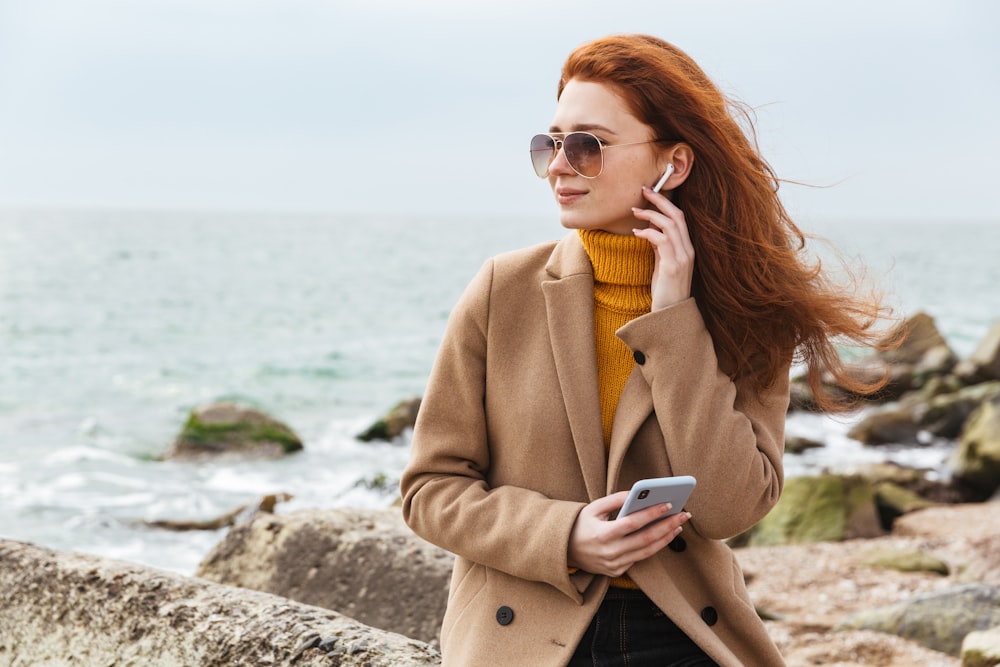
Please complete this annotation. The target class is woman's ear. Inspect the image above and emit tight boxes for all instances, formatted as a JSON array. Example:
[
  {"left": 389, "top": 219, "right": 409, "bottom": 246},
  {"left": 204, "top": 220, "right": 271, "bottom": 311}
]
[{"left": 659, "top": 143, "right": 694, "bottom": 190}]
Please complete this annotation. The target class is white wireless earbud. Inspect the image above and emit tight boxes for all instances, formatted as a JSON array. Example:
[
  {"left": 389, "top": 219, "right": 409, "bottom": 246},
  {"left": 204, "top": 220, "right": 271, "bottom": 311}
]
[{"left": 652, "top": 163, "right": 675, "bottom": 193}]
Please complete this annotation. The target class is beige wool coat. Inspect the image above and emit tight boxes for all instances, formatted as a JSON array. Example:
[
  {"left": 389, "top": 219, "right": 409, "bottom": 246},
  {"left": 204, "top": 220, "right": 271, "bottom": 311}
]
[{"left": 401, "top": 232, "right": 789, "bottom": 666}]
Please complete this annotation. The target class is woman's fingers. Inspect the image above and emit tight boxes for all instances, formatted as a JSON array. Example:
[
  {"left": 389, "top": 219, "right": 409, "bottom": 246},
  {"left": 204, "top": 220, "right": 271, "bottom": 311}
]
[
  {"left": 631, "top": 187, "right": 695, "bottom": 310},
  {"left": 569, "top": 492, "right": 693, "bottom": 577}
]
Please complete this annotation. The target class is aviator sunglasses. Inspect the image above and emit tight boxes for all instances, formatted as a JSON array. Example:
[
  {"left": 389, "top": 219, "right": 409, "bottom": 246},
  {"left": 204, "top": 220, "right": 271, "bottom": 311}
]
[{"left": 529, "top": 131, "right": 666, "bottom": 179}]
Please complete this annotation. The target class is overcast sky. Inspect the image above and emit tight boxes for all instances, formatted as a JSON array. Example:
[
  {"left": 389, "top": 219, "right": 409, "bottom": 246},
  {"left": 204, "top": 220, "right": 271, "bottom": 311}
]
[{"left": 0, "top": 0, "right": 997, "bottom": 224}]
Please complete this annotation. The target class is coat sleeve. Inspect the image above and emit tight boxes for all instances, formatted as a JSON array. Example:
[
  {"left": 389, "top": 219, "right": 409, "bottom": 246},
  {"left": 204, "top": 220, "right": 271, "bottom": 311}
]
[
  {"left": 616, "top": 298, "right": 790, "bottom": 540},
  {"left": 400, "top": 259, "right": 591, "bottom": 602}
]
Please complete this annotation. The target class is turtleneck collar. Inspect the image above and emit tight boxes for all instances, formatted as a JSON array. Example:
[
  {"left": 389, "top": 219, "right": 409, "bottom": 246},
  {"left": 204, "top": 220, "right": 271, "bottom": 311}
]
[{"left": 577, "top": 229, "right": 655, "bottom": 288}]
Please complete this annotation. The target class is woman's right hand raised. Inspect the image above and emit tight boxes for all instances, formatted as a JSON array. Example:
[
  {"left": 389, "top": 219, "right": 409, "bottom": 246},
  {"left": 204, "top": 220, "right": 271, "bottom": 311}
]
[{"left": 567, "top": 491, "right": 691, "bottom": 578}]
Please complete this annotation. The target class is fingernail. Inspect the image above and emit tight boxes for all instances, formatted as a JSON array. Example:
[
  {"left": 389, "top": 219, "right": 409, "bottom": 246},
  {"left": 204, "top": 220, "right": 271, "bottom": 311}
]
[
  {"left": 685, "top": 512, "right": 692, "bottom": 519},
  {"left": 641, "top": 185, "right": 650, "bottom": 192},
  {"left": 662, "top": 503, "right": 673, "bottom": 513}
]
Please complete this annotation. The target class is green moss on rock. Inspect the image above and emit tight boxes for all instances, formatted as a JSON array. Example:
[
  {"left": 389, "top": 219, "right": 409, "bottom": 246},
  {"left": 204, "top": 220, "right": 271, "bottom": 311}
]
[
  {"left": 745, "top": 474, "right": 882, "bottom": 547},
  {"left": 167, "top": 402, "right": 303, "bottom": 460}
]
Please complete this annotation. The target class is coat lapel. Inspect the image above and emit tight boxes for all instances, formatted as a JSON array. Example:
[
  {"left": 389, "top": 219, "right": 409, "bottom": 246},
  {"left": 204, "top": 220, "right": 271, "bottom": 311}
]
[{"left": 541, "top": 235, "right": 607, "bottom": 502}]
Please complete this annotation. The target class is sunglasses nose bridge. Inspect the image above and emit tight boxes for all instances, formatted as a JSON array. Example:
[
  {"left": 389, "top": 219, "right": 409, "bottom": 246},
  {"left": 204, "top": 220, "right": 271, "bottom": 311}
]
[{"left": 543, "top": 136, "right": 576, "bottom": 176}]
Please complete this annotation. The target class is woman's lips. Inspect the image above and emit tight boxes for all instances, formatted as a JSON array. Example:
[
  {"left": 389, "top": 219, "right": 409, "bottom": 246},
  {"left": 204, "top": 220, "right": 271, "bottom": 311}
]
[{"left": 556, "top": 188, "right": 587, "bottom": 205}]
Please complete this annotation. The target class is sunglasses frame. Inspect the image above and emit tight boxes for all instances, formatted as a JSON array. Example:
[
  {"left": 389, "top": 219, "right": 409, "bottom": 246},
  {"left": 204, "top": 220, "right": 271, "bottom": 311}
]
[{"left": 530, "top": 131, "right": 667, "bottom": 179}]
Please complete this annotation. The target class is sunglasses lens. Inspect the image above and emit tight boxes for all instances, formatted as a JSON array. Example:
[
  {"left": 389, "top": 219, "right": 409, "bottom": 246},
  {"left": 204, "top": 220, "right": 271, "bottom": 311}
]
[
  {"left": 529, "top": 134, "right": 555, "bottom": 178},
  {"left": 563, "top": 133, "right": 603, "bottom": 177}
]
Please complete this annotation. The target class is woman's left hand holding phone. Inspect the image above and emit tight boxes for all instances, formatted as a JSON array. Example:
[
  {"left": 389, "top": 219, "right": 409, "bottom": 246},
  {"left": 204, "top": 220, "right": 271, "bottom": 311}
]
[{"left": 568, "top": 492, "right": 691, "bottom": 578}]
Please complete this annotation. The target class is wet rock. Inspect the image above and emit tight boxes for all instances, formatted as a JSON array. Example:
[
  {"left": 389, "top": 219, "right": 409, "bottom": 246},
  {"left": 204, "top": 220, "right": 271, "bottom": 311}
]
[
  {"left": 197, "top": 508, "right": 452, "bottom": 647},
  {"left": 357, "top": 397, "right": 421, "bottom": 442},
  {"left": 837, "top": 583, "right": 1000, "bottom": 656},
  {"left": 0, "top": 538, "right": 439, "bottom": 666},
  {"left": 950, "top": 394, "right": 1000, "bottom": 498},
  {"left": 164, "top": 402, "right": 303, "bottom": 461}
]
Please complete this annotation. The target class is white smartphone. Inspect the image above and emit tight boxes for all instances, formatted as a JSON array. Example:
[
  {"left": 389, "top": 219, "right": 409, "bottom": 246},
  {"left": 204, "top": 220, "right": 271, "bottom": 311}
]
[{"left": 616, "top": 475, "right": 696, "bottom": 520}]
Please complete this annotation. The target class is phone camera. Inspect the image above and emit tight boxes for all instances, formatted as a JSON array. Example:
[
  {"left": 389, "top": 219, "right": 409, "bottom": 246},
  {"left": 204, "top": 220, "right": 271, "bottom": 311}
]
[{"left": 638, "top": 490, "right": 650, "bottom": 500}]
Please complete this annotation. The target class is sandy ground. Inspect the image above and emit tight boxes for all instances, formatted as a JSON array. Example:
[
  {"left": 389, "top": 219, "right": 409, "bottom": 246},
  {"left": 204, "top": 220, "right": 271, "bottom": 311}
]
[{"left": 736, "top": 501, "right": 1000, "bottom": 666}]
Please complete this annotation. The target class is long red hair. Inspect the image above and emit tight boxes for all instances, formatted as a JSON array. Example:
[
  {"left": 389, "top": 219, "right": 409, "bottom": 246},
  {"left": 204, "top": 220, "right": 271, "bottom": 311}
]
[{"left": 560, "top": 34, "right": 892, "bottom": 410}]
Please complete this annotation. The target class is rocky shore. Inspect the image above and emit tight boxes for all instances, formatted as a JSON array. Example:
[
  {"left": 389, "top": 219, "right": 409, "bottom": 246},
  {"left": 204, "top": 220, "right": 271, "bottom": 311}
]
[
  {"left": 2, "top": 312, "right": 999, "bottom": 666},
  {"left": 1, "top": 500, "right": 997, "bottom": 666}
]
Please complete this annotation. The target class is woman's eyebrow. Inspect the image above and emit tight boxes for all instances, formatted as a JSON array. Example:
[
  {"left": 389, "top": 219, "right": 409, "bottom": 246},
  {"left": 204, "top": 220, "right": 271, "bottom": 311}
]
[{"left": 548, "top": 123, "right": 618, "bottom": 135}]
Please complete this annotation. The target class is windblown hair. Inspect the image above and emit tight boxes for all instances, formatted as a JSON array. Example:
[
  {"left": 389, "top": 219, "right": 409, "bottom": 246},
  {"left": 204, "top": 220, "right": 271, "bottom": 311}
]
[{"left": 560, "top": 34, "right": 892, "bottom": 411}]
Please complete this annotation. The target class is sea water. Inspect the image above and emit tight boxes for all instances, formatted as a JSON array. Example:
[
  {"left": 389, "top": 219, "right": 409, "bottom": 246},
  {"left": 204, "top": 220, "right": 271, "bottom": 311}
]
[{"left": 1, "top": 209, "right": 997, "bottom": 574}]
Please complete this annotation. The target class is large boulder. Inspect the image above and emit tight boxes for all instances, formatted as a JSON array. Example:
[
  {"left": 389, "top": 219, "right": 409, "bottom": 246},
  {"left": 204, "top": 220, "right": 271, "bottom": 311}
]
[
  {"left": 197, "top": 508, "right": 452, "bottom": 647},
  {"left": 0, "top": 539, "right": 439, "bottom": 666},
  {"left": 165, "top": 402, "right": 303, "bottom": 461},
  {"left": 950, "top": 394, "right": 1000, "bottom": 498},
  {"left": 837, "top": 583, "right": 1000, "bottom": 656},
  {"left": 738, "top": 474, "right": 883, "bottom": 547}
]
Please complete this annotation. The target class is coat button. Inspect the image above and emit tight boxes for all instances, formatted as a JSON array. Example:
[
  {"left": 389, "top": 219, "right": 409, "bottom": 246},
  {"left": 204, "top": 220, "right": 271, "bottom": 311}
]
[
  {"left": 496, "top": 606, "right": 514, "bottom": 626},
  {"left": 668, "top": 536, "right": 687, "bottom": 552},
  {"left": 633, "top": 350, "right": 646, "bottom": 365},
  {"left": 701, "top": 606, "right": 718, "bottom": 626}
]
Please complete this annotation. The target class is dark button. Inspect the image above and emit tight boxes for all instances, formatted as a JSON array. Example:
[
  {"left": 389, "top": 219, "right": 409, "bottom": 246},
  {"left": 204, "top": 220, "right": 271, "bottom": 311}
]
[
  {"left": 633, "top": 350, "right": 646, "bottom": 365},
  {"left": 496, "top": 606, "right": 514, "bottom": 626},
  {"left": 701, "top": 606, "right": 718, "bottom": 626},
  {"left": 668, "top": 536, "right": 687, "bottom": 552}
]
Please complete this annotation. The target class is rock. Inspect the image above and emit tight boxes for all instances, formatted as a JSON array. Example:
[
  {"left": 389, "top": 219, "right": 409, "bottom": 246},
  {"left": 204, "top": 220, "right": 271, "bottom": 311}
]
[
  {"left": 197, "top": 508, "right": 452, "bottom": 647},
  {"left": 837, "top": 583, "right": 1000, "bottom": 656},
  {"left": 847, "top": 407, "right": 923, "bottom": 445},
  {"left": 140, "top": 492, "right": 293, "bottom": 531},
  {"left": 848, "top": 381, "right": 1000, "bottom": 445},
  {"left": 741, "top": 474, "right": 884, "bottom": 547},
  {"left": 0, "top": 538, "right": 439, "bottom": 666},
  {"left": 860, "top": 547, "right": 950, "bottom": 576},
  {"left": 955, "top": 319, "right": 1000, "bottom": 384},
  {"left": 880, "top": 312, "right": 958, "bottom": 377},
  {"left": 873, "top": 481, "right": 936, "bottom": 528},
  {"left": 961, "top": 625, "right": 1000, "bottom": 667},
  {"left": 950, "top": 395, "right": 1000, "bottom": 498},
  {"left": 164, "top": 402, "right": 303, "bottom": 461},
  {"left": 892, "top": 501, "right": 1000, "bottom": 541},
  {"left": 358, "top": 397, "right": 421, "bottom": 442},
  {"left": 784, "top": 434, "right": 824, "bottom": 454}
]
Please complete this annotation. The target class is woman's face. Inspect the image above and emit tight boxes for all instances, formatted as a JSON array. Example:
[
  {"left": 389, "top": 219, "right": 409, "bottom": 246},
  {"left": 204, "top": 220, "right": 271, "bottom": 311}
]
[{"left": 546, "top": 79, "right": 664, "bottom": 235}]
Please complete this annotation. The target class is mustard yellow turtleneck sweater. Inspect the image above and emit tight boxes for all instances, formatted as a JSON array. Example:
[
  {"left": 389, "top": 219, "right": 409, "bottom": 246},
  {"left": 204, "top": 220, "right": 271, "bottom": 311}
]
[
  {"left": 578, "top": 228, "right": 655, "bottom": 446},
  {"left": 578, "top": 229, "right": 654, "bottom": 590}
]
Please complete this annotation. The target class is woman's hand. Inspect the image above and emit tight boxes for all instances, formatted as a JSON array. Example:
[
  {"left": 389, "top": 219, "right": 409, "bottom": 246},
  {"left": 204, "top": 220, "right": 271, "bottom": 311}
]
[
  {"left": 631, "top": 187, "right": 695, "bottom": 311},
  {"left": 568, "top": 491, "right": 691, "bottom": 578}
]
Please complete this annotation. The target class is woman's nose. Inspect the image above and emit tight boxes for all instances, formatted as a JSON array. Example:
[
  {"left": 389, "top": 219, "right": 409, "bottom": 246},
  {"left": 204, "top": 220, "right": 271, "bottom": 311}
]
[{"left": 547, "top": 143, "right": 575, "bottom": 177}]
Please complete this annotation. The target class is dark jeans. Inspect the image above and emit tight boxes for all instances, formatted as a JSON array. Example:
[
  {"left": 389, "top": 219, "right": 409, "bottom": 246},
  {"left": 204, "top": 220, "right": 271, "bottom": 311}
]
[{"left": 568, "top": 588, "right": 719, "bottom": 667}]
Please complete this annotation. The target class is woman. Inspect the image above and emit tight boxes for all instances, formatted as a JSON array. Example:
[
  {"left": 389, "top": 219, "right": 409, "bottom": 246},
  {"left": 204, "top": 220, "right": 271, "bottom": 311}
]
[{"left": 401, "top": 34, "right": 887, "bottom": 666}]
